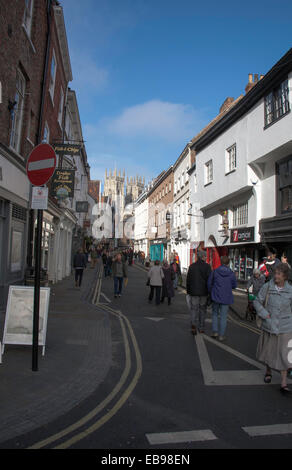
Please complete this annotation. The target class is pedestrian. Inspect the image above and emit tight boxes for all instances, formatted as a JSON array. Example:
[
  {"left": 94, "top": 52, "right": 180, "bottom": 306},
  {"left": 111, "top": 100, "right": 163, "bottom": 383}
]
[
  {"left": 265, "top": 248, "right": 281, "bottom": 281},
  {"left": 281, "top": 253, "right": 292, "bottom": 284},
  {"left": 186, "top": 250, "right": 211, "bottom": 335},
  {"left": 171, "top": 259, "right": 181, "bottom": 290},
  {"left": 208, "top": 255, "right": 237, "bottom": 341},
  {"left": 112, "top": 254, "right": 128, "bottom": 298},
  {"left": 106, "top": 252, "right": 113, "bottom": 278},
  {"left": 73, "top": 248, "right": 87, "bottom": 288},
  {"left": 90, "top": 247, "right": 98, "bottom": 268},
  {"left": 247, "top": 269, "right": 266, "bottom": 296},
  {"left": 161, "top": 261, "right": 175, "bottom": 306},
  {"left": 102, "top": 251, "right": 108, "bottom": 277},
  {"left": 254, "top": 263, "right": 292, "bottom": 394},
  {"left": 259, "top": 257, "right": 269, "bottom": 281},
  {"left": 147, "top": 260, "right": 165, "bottom": 306}
]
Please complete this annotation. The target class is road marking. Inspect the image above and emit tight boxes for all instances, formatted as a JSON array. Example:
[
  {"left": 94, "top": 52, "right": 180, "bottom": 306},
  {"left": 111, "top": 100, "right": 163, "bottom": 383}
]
[
  {"left": 195, "top": 334, "right": 271, "bottom": 386},
  {"left": 146, "top": 430, "right": 218, "bottom": 445},
  {"left": 55, "top": 308, "right": 142, "bottom": 449},
  {"left": 242, "top": 424, "right": 292, "bottom": 437},
  {"left": 100, "top": 292, "right": 111, "bottom": 303},
  {"left": 145, "top": 317, "right": 165, "bottom": 322}
]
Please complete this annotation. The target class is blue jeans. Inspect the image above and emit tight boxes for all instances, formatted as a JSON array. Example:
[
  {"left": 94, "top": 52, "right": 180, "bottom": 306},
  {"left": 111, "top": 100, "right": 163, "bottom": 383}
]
[
  {"left": 212, "top": 302, "right": 229, "bottom": 336},
  {"left": 114, "top": 276, "right": 124, "bottom": 295}
]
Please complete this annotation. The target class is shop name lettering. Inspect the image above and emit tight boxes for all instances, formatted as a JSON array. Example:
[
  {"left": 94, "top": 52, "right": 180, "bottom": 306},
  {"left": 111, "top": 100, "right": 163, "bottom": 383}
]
[
  {"left": 54, "top": 145, "right": 79, "bottom": 155},
  {"left": 232, "top": 230, "right": 253, "bottom": 242},
  {"left": 55, "top": 171, "right": 73, "bottom": 182}
]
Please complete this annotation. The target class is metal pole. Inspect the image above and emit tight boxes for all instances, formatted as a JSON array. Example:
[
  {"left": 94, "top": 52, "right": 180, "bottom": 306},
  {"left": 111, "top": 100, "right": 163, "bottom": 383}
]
[{"left": 32, "top": 208, "right": 43, "bottom": 371}]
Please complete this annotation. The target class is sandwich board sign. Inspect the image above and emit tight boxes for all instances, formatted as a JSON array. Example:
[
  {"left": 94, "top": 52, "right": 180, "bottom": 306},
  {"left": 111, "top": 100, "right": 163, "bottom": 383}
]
[{"left": 2, "top": 286, "right": 50, "bottom": 358}]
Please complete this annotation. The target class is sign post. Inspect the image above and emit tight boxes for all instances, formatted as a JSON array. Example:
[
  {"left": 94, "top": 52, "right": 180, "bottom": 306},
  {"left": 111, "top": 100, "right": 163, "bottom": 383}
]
[{"left": 26, "top": 144, "right": 56, "bottom": 371}]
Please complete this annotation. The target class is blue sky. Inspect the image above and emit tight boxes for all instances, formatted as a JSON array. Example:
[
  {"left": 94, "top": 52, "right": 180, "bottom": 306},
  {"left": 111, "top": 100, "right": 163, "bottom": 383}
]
[{"left": 60, "top": 0, "right": 292, "bottom": 185}]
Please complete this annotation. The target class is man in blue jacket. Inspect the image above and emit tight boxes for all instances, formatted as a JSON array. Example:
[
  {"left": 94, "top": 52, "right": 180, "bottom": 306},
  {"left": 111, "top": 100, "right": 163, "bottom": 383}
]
[{"left": 208, "top": 255, "right": 237, "bottom": 341}]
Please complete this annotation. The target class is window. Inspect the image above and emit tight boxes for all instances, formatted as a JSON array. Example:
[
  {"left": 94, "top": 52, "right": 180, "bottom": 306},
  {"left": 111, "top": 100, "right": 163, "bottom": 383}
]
[
  {"left": 226, "top": 144, "right": 237, "bottom": 173},
  {"left": 278, "top": 157, "right": 292, "bottom": 213},
  {"left": 10, "top": 69, "right": 26, "bottom": 153},
  {"left": 205, "top": 160, "right": 213, "bottom": 185},
  {"left": 233, "top": 202, "right": 248, "bottom": 226},
  {"left": 169, "top": 182, "right": 172, "bottom": 192},
  {"left": 43, "top": 122, "right": 50, "bottom": 143},
  {"left": 49, "top": 51, "right": 57, "bottom": 101},
  {"left": 23, "top": 0, "right": 34, "bottom": 36},
  {"left": 264, "top": 79, "right": 290, "bottom": 127},
  {"left": 58, "top": 87, "right": 64, "bottom": 128}
]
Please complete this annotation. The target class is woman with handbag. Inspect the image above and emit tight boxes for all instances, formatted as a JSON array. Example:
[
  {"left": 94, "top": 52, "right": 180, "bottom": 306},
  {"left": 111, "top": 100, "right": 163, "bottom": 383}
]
[
  {"left": 147, "top": 260, "right": 165, "bottom": 306},
  {"left": 254, "top": 263, "right": 292, "bottom": 393}
]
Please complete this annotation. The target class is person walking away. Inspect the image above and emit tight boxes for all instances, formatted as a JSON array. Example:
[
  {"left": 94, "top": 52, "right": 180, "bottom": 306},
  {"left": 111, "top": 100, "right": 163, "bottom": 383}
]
[
  {"left": 102, "top": 251, "right": 108, "bottom": 278},
  {"left": 73, "top": 248, "right": 87, "bottom": 288},
  {"left": 208, "top": 256, "right": 237, "bottom": 341},
  {"left": 161, "top": 261, "right": 175, "bottom": 306},
  {"left": 106, "top": 252, "right": 113, "bottom": 278},
  {"left": 186, "top": 250, "right": 211, "bottom": 335},
  {"left": 112, "top": 254, "right": 128, "bottom": 298},
  {"left": 266, "top": 249, "right": 281, "bottom": 281},
  {"left": 148, "top": 260, "right": 165, "bottom": 306},
  {"left": 254, "top": 263, "right": 292, "bottom": 394},
  {"left": 91, "top": 248, "right": 98, "bottom": 268}
]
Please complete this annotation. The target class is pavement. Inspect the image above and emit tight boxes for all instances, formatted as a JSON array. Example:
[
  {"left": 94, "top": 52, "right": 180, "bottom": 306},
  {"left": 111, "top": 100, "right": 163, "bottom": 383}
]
[
  {"left": 1, "top": 260, "right": 292, "bottom": 450},
  {"left": 0, "top": 262, "right": 112, "bottom": 445}
]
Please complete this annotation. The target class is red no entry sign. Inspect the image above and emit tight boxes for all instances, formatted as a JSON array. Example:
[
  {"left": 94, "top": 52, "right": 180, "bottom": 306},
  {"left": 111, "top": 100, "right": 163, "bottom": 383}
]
[{"left": 26, "top": 143, "right": 56, "bottom": 186}]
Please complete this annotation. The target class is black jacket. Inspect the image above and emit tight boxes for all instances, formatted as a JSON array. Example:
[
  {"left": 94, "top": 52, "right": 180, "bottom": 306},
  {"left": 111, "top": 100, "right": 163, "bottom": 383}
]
[
  {"left": 73, "top": 253, "right": 87, "bottom": 269},
  {"left": 186, "top": 259, "right": 212, "bottom": 296}
]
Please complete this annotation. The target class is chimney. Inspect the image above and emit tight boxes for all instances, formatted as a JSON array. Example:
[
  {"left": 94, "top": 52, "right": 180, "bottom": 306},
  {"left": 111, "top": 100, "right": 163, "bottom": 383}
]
[{"left": 219, "top": 97, "right": 235, "bottom": 114}]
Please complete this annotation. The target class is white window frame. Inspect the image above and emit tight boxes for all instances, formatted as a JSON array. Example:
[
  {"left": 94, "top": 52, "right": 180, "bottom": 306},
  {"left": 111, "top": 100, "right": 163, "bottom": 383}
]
[
  {"left": 10, "top": 69, "right": 26, "bottom": 153},
  {"left": 204, "top": 160, "right": 213, "bottom": 185},
  {"left": 226, "top": 144, "right": 237, "bottom": 174},
  {"left": 23, "top": 0, "right": 34, "bottom": 37},
  {"left": 49, "top": 50, "right": 57, "bottom": 103},
  {"left": 233, "top": 202, "right": 248, "bottom": 227}
]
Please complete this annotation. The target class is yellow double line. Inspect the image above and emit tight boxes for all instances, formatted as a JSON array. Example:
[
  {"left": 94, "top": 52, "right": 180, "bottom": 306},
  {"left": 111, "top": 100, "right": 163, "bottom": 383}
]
[{"left": 29, "top": 305, "right": 142, "bottom": 449}]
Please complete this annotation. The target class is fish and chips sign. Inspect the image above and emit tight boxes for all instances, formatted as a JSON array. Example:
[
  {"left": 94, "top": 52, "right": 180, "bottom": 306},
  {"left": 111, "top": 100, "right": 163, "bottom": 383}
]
[
  {"left": 51, "top": 169, "right": 75, "bottom": 199},
  {"left": 52, "top": 143, "right": 81, "bottom": 157}
]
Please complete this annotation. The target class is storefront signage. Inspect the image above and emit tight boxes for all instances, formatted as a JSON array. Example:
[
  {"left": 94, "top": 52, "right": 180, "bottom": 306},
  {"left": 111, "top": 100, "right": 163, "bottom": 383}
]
[
  {"left": 51, "top": 169, "right": 75, "bottom": 199},
  {"left": 83, "top": 220, "right": 91, "bottom": 229},
  {"left": 52, "top": 144, "right": 81, "bottom": 157},
  {"left": 76, "top": 201, "right": 89, "bottom": 213},
  {"left": 231, "top": 227, "right": 255, "bottom": 243}
]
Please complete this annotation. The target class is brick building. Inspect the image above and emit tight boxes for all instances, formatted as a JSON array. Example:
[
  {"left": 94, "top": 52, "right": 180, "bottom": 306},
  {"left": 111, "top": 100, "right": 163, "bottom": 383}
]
[
  {"left": 148, "top": 167, "right": 174, "bottom": 262},
  {"left": 0, "top": 0, "right": 49, "bottom": 305}
]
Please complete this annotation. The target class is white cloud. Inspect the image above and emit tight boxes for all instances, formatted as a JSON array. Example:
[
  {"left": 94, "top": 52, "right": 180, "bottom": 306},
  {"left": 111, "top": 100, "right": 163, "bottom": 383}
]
[
  {"left": 105, "top": 100, "right": 204, "bottom": 142},
  {"left": 71, "top": 52, "right": 109, "bottom": 94}
]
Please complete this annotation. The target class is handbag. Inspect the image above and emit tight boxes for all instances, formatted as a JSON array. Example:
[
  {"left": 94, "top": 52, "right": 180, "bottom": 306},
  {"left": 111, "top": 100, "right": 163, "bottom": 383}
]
[{"left": 256, "top": 288, "right": 270, "bottom": 329}]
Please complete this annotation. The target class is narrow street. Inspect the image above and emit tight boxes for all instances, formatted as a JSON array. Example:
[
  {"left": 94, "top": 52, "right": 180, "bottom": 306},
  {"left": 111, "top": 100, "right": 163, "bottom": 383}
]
[{"left": 1, "top": 262, "right": 292, "bottom": 450}]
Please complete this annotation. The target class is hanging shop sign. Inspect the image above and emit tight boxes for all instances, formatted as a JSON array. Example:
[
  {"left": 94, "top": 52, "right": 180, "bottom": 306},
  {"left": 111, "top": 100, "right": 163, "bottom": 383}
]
[
  {"left": 76, "top": 201, "right": 89, "bottom": 213},
  {"left": 51, "top": 169, "right": 75, "bottom": 199},
  {"left": 52, "top": 143, "right": 81, "bottom": 157},
  {"left": 231, "top": 227, "right": 255, "bottom": 243}
]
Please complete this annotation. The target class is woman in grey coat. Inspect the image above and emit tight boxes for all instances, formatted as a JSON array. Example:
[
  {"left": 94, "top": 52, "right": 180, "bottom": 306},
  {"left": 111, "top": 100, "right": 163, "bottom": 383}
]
[
  {"left": 148, "top": 260, "right": 165, "bottom": 305},
  {"left": 254, "top": 263, "right": 292, "bottom": 394}
]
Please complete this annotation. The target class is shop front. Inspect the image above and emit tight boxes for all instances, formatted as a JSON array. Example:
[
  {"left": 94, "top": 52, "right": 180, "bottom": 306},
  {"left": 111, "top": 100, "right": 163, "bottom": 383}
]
[
  {"left": 260, "top": 214, "right": 292, "bottom": 265},
  {"left": 150, "top": 240, "right": 165, "bottom": 262}
]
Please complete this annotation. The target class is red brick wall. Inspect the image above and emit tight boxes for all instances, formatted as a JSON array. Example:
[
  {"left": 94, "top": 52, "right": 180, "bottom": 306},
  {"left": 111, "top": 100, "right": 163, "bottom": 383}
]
[{"left": 0, "top": 0, "right": 48, "bottom": 159}]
